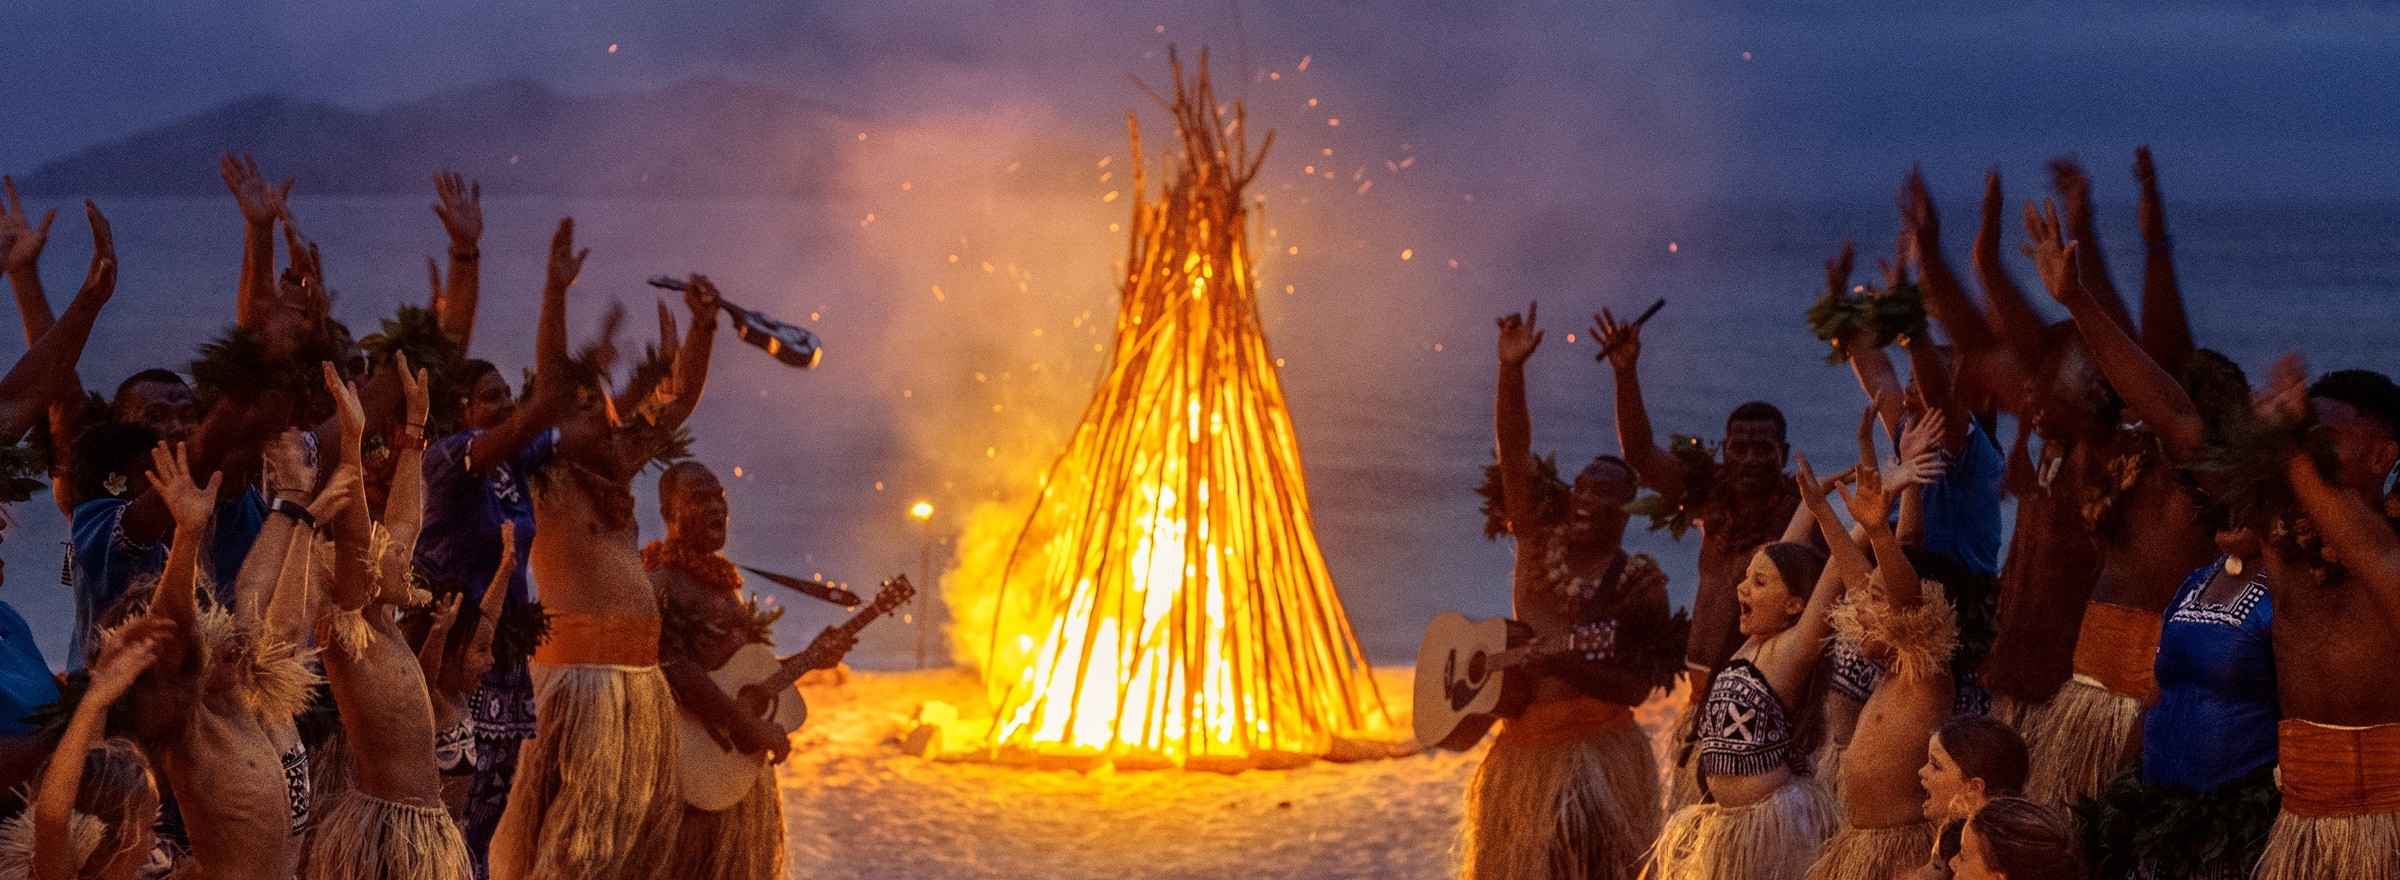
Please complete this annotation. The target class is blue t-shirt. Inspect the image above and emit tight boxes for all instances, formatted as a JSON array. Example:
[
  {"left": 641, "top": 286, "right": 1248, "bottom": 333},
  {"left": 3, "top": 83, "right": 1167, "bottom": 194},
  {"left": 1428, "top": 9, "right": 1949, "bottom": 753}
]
[
  {"left": 2142, "top": 560, "right": 2276, "bottom": 790},
  {"left": 67, "top": 487, "right": 266, "bottom": 669},
  {"left": 0, "top": 601, "right": 58, "bottom": 735},
  {"left": 1918, "top": 420, "right": 2004, "bottom": 576},
  {"left": 414, "top": 427, "right": 554, "bottom": 739}
]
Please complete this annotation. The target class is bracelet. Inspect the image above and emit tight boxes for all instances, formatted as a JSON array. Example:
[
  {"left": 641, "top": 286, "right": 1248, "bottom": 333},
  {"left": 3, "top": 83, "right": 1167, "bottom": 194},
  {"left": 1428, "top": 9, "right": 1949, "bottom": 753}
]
[
  {"left": 451, "top": 249, "right": 481, "bottom": 262},
  {"left": 405, "top": 422, "right": 428, "bottom": 439},
  {"left": 269, "top": 497, "right": 317, "bottom": 528}
]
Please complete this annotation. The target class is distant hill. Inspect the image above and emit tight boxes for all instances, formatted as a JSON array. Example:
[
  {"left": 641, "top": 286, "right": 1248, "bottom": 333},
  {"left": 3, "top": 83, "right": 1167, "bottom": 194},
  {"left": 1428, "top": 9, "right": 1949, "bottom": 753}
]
[{"left": 17, "top": 78, "right": 871, "bottom": 197}]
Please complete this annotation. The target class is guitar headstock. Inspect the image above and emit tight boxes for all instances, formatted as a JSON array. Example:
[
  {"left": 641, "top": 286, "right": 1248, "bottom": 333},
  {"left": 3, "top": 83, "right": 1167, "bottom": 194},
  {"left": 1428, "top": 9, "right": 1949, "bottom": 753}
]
[{"left": 866, "top": 575, "right": 916, "bottom": 615}]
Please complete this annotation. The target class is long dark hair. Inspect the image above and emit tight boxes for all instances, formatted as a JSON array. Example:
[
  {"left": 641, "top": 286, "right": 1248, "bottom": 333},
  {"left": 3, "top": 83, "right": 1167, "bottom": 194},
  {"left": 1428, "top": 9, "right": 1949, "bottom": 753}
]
[
  {"left": 1759, "top": 542, "right": 1829, "bottom": 605},
  {"left": 1937, "top": 714, "right": 2029, "bottom": 798},
  {"left": 1967, "top": 797, "right": 2085, "bottom": 880}
]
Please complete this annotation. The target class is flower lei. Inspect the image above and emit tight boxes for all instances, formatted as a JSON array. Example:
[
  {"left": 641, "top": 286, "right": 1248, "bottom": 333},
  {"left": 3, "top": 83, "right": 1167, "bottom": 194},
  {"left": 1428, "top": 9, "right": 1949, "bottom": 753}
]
[{"left": 642, "top": 540, "right": 744, "bottom": 594}]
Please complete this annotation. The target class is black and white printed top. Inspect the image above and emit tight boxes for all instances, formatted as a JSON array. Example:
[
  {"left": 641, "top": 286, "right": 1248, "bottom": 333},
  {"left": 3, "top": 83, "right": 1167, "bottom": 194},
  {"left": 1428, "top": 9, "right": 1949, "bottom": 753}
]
[{"left": 1697, "top": 658, "right": 1800, "bottom": 778}]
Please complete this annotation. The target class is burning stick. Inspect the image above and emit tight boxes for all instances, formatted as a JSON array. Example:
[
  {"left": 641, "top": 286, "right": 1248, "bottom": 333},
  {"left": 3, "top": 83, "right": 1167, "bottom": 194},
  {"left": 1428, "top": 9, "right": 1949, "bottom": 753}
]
[{"left": 968, "top": 49, "right": 1391, "bottom": 769}]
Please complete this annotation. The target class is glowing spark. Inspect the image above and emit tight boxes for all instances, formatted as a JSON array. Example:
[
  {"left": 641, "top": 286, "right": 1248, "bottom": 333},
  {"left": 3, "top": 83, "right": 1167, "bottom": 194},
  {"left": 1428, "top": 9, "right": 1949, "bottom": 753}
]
[
  {"left": 1357, "top": 180, "right": 1372, "bottom": 194},
  {"left": 733, "top": 466, "right": 745, "bottom": 477},
  {"left": 1742, "top": 51, "right": 1754, "bottom": 61},
  {"left": 1448, "top": 259, "right": 1459, "bottom": 268},
  {"left": 508, "top": 155, "right": 519, "bottom": 165},
  {"left": 875, "top": 482, "right": 885, "bottom": 491},
  {"left": 1327, "top": 118, "right": 1340, "bottom": 126},
  {"left": 1307, "top": 98, "right": 1319, "bottom": 107},
  {"left": 1566, "top": 333, "right": 1577, "bottom": 343},
  {"left": 1104, "top": 191, "right": 1120, "bottom": 202},
  {"left": 1299, "top": 55, "right": 1311, "bottom": 70},
  {"left": 858, "top": 132, "right": 868, "bottom": 141},
  {"left": 1668, "top": 241, "right": 1677, "bottom": 253},
  {"left": 1433, "top": 343, "right": 1445, "bottom": 352},
  {"left": 912, "top": 502, "right": 935, "bottom": 520},
  {"left": 902, "top": 181, "right": 913, "bottom": 190},
  {"left": 932, "top": 286, "right": 946, "bottom": 301},
  {"left": 860, "top": 214, "right": 875, "bottom": 227},
  {"left": 1099, "top": 156, "right": 1112, "bottom": 167},
  {"left": 1400, "top": 249, "right": 1413, "bottom": 261},
  {"left": 810, "top": 312, "right": 822, "bottom": 321},
  {"left": 607, "top": 43, "right": 618, "bottom": 53},
  {"left": 1287, "top": 246, "right": 1299, "bottom": 255},
  {"left": 1270, "top": 72, "right": 1281, "bottom": 81}
]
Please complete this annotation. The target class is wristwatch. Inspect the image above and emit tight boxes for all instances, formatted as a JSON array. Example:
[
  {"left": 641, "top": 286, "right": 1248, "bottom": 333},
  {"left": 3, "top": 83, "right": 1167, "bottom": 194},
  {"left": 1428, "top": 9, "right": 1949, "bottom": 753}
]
[{"left": 269, "top": 497, "right": 316, "bottom": 528}]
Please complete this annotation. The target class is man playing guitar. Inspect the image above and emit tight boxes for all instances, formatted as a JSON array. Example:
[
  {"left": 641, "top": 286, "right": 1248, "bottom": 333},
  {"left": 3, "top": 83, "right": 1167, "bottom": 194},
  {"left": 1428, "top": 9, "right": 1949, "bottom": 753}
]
[{"left": 647, "top": 460, "right": 851, "bottom": 880}]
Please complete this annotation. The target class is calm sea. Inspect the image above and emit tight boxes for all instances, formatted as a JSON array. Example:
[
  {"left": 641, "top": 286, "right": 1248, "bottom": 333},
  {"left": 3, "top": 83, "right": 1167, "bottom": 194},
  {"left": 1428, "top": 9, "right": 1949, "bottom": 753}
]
[{"left": 2, "top": 195, "right": 2393, "bottom": 671}]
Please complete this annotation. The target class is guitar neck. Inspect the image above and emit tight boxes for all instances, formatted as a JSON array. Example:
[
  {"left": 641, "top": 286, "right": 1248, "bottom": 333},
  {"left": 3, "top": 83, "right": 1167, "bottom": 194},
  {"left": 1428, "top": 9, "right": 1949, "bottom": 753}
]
[{"left": 765, "top": 589, "right": 905, "bottom": 694}]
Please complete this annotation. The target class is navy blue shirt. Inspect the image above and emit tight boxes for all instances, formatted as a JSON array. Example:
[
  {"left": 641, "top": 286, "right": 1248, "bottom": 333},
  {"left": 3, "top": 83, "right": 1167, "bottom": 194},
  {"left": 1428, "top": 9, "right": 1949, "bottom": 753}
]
[
  {"left": 67, "top": 487, "right": 266, "bottom": 669},
  {"left": 1918, "top": 420, "right": 2004, "bottom": 576}
]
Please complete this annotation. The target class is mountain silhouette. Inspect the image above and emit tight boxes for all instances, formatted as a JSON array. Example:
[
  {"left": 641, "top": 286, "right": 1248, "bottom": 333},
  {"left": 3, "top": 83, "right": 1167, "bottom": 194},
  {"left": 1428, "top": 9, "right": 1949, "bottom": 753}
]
[{"left": 18, "top": 77, "right": 868, "bottom": 197}]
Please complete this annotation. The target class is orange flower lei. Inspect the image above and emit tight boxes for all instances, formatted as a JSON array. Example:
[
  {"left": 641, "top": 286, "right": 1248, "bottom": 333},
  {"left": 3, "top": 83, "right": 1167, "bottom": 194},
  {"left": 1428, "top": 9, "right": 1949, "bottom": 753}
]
[{"left": 641, "top": 540, "right": 744, "bottom": 594}]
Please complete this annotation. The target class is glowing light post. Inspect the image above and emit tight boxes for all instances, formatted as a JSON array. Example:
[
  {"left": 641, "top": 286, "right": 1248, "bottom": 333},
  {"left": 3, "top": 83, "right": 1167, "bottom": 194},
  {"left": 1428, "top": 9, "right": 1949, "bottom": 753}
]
[{"left": 911, "top": 501, "right": 935, "bottom": 669}]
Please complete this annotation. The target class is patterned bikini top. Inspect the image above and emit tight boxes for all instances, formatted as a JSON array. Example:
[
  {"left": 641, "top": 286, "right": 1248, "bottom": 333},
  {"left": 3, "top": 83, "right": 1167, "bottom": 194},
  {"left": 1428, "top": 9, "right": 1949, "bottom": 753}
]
[{"left": 1697, "top": 658, "right": 1800, "bottom": 777}]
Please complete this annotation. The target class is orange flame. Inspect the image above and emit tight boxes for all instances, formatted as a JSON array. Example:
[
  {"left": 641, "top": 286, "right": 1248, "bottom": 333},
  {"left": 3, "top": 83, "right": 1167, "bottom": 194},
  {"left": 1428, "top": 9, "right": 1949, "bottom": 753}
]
[{"left": 952, "top": 52, "right": 1389, "bottom": 768}]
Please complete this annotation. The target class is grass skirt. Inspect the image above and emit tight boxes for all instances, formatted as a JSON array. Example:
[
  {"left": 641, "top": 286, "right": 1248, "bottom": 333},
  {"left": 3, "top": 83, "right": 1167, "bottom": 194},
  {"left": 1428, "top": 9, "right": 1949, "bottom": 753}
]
[
  {"left": 671, "top": 765, "right": 785, "bottom": 880},
  {"left": 1460, "top": 709, "right": 1660, "bottom": 880},
  {"left": 305, "top": 790, "right": 468, "bottom": 880},
  {"left": 1800, "top": 821, "right": 1932, "bottom": 880},
  {"left": 2253, "top": 807, "right": 2400, "bottom": 880},
  {"left": 1998, "top": 674, "right": 2140, "bottom": 807},
  {"left": 0, "top": 808, "right": 107, "bottom": 879},
  {"left": 488, "top": 663, "right": 680, "bottom": 880},
  {"left": 1810, "top": 737, "right": 1848, "bottom": 822},
  {"left": 1649, "top": 778, "right": 1835, "bottom": 880},
  {"left": 1664, "top": 705, "right": 1705, "bottom": 815}
]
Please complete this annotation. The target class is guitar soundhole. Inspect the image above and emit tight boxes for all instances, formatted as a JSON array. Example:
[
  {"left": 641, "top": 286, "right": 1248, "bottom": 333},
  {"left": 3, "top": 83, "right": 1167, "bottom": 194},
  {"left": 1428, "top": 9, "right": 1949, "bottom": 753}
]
[{"left": 1466, "top": 651, "right": 1488, "bottom": 685}]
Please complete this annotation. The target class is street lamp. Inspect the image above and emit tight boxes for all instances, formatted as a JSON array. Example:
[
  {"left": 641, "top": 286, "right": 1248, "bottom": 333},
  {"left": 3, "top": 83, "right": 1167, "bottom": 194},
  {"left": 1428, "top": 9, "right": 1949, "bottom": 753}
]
[{"left": 910, "top": 502, "right": 934, "bottom": 669}]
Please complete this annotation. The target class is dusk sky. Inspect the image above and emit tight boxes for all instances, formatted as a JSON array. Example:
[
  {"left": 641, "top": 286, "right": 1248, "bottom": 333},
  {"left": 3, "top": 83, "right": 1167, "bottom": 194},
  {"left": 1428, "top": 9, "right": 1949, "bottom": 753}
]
[{"left": 8, "top": 1, "right": 2399, "bottom": 201}]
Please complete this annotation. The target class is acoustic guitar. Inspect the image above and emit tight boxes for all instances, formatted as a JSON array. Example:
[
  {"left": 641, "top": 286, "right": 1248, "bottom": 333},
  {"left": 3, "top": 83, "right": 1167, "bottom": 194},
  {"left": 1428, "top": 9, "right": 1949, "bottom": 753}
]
[
  {"left": 1411, "top": 611, "right": 1619, "bottom": 751},
  {"left": 677, "top": 575, "right": 914, "bottom": 810}
]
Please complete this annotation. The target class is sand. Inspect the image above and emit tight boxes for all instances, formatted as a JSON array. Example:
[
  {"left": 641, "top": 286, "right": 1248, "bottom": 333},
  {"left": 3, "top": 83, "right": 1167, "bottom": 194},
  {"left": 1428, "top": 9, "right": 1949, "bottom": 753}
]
[{"left": 773, "top": 666, "right": 1684, "bottom": 879}]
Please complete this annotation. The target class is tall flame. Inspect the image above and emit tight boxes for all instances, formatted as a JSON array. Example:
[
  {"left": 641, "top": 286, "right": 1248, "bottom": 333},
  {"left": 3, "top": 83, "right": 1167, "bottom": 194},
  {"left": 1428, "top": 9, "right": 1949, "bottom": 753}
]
[{"left": 962, "top": 52, "right": 1390, "bottom": 767}]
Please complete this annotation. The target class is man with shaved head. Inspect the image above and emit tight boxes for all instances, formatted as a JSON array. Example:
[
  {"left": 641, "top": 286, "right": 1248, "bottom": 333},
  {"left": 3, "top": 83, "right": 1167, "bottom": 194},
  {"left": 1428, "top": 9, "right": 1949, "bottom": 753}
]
[{"left": 645, "top": 460, "right": 847, "bottom": 879}]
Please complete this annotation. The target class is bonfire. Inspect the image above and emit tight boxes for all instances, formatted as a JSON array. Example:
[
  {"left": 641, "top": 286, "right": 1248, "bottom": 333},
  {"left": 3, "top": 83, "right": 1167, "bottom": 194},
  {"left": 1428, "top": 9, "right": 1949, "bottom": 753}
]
[{"left": 972, "top": 52, "right": 1391, "bottom": 771}]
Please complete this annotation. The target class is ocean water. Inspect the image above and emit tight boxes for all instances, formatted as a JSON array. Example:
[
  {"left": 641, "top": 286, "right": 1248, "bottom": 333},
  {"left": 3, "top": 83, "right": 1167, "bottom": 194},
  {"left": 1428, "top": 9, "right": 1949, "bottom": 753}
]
[{"left": 1, "top": 194, "right": 2394, "bottom": 672}]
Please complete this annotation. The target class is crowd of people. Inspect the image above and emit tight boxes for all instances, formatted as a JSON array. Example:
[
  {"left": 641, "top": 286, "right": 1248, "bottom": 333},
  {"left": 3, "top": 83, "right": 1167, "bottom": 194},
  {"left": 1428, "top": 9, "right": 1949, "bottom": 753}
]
[
  {"left": 0, "top": 159, "right": 850, "bottom": 880},
  {"left": 1468, "top": 150, "right": 2400, "bottom": 880}
]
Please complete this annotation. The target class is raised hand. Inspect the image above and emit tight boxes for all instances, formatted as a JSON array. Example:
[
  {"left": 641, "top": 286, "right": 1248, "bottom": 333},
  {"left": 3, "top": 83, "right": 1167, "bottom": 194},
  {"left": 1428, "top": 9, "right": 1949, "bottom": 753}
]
[
  {"left": 219, "top": 153, "right": 292, "bottom": 227},
  {"left": 280, "top": 208, "right": 325, "bottom": 295},
  {"left": 261, "top": 428, "right": 315, "bottom": 504},
  {"left": 1902, "top": 168, "right": 1940, "bottom": 257},
  {"left": 547, "top": 218, "right": 590, "bottom": 292},
  {"left": 1973, "top": 169, "right": 2007, "bottom": 271},
  {"left": 1495, "top": 302, "right": 1543, "bottom": 365},
  {"left": 1591, "top": 305, "right": 1641, "bottom": 370},
  {"left": 77, "top": 200, "right": 115, "bottom": 300},
  {"left": 2255, "top": 353, "right": 2311, "bottom": 427},
  {"left": 431, "top": 171, "right": 482, "bottom": 245},
  {"left": 1888, "top": 410, "right": 1951, "bottom": 489},
  {"left": 1825, "top": 241, "right": 1857, "bottom": 299},
  {"left": 0, "top": 176, "right": 54, "bottom": 275},
  {"left": 324, "top": 362, "right": 366, "bottom": 460},
  {"left": 683, "top": 273, "right": 723, "bottom": 324},
  {"left": 2133, "top": 146, "right": 2168, "bottom": 247},
  {"left": 89, "top": 616, "right": 176, "bottom": 699},
  {"left": 2021, "top": 199, "right": 2082, "bottom": 302},
  {"left": 394, "top": 350, "right": 430, "bottom": 430},
  {"left": 147, "top": 441, "right": 222, "bottom": 529}
]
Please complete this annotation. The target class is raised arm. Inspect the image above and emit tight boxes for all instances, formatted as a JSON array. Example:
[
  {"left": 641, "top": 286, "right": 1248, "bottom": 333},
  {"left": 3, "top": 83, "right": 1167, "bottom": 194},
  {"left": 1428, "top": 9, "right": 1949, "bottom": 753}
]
[
  {"left": 2049, "top": 158, "right": 2137, "bottom": 337},
  {"left": 464, "top": 220, "right": 584, "bottom": 474},
  {"left": 430, "top": 173, "right": 485, "bottom": 352},
  {"left": 220, "top": 154, "right": 291, "bottom": 329},
  {"left": 145, "top": 442, "right": 223, "bottom": 632},
  {"left": 1967, "top": 169, "right": 2052, "bottom": 366},
  {"left": 1494, "top": 304, "right": 1546, "bottom": 531},
  {"left": 319, "top": 365, "right": 377, "bottom": 613},
  {"left": 1828, "top": 242, "right": 1910, "bottom": 436},
  {"left": 1911, "top": 170, "right": 2034, "bottom": 406},
  {"left": 647, "top": 275, "right": 723, "bottom": 432},
  {"left": 0, "top": 203, "right": 114, "bottom": 438},
  {"left": 33, "top": 618, "right": 168, "bottom": 880},
  {"left": 1898, "top": 331, "right": 1968, "bottom": 454},
  {"left": 2132, "top": 147, "right": 2194, "bottom": 377},
  {"left": 382, "top": 353, "right": 431, "bottom": 557},
  {"left": 2261, "top": 356, "right": 2400, "bottom": 630},
  {"left": 2023, "top": 200, "right": 2208, "bottom": 465},
  {"left": 1593, "top": 307, "right": 1683, "bottom": 497},
  {"left": 2, "top": 177, "right": 58, "bottom": 343},
  {"left": 1791, "top": 454, "right": 1866, "bottom": 652}
]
